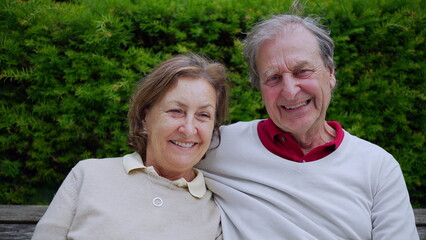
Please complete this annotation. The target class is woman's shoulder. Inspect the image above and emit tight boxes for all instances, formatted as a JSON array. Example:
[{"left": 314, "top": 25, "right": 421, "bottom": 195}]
[{"left": 73, "top": 156, "right": 125, "bottom": 175}]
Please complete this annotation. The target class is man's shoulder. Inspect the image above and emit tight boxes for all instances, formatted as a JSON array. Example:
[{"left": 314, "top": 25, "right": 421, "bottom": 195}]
[
  {"left": 342, "top": 130, "right": 394, "bottom": 160},
  {"left": 212, "top": 119, "right": 264, "bottom": 148},
  {"left": 221, "top": 119, "right": 263, "bottom": 132}
]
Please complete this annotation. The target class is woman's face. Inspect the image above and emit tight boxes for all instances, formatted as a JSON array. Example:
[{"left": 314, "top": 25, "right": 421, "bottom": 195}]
[{"left": 144, "top": 77, "right": 217, "bottom": 181}]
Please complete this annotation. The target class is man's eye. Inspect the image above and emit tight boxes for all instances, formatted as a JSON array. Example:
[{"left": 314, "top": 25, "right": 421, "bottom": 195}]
[
  {"left": 295, "top": 70, "right": 313, "bottom": 78},
  {"left": 264, "top": 75, "right": 281, "bottom": 86}
]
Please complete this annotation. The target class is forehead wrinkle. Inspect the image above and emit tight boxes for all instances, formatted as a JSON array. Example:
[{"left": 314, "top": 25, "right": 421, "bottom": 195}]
[
  {"left": 170, "top": 99, "right": 215, "bottom": 111},
  {"left": 169, "top": 100, "right": 187, "bottom": 107},
  {"left": 261, "top": 55, "right": 288, "bottom": 77}
]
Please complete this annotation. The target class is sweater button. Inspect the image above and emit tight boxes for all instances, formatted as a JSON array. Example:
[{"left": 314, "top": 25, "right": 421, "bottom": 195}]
[{"left": 153, "top": 197, "right": 163, "bottom": 207}]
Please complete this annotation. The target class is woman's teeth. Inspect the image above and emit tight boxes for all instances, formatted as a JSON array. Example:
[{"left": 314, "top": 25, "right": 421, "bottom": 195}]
[{"left": 171, "top": 140, "right": 195, "bottom": 148}]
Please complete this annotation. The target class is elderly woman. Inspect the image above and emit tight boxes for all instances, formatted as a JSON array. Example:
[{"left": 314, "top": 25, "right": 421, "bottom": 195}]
[{"left": 32, "top": 54, "right": 228, "bottom": 240}]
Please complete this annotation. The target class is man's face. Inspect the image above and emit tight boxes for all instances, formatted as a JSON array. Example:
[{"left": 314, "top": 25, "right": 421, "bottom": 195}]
[{"left": 256, "top": 24, "right": 336, "bottom": 137}]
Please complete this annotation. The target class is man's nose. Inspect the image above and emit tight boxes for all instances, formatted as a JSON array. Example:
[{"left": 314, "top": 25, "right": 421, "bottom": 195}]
[{"left": 281, "top": 74, "right": 300, "bottom": 99}]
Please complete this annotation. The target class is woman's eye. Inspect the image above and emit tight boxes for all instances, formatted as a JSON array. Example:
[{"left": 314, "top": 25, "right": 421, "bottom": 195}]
[
  {"left": 168, "top": 109, "right": 183, "bottom": 115},
  {"left": 198, "top": 112, "right": 211, "bottom": 119}
]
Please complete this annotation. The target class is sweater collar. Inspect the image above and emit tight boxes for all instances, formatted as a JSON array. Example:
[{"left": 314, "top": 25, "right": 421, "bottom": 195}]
[
  {"left": 123, "top": 152, "right": 207, "bottom": 198},
  {"left": 258, "top": 118, "right": 344, "bottom": 162}
]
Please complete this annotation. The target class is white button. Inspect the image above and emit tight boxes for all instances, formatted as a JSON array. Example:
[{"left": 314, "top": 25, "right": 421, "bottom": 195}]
[{"left": 152, "top": 197, "right": 163, "bottom": 207}]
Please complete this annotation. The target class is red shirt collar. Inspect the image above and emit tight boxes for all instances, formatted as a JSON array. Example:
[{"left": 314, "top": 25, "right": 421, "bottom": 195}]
[{"left": 257, "top": 118, "right": 344, "bottom": 162}]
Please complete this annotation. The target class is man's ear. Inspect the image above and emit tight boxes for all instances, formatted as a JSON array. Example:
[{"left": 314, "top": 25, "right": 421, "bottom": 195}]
[{"left": 329, "top": 68, "right": 337, "bottom": 89}]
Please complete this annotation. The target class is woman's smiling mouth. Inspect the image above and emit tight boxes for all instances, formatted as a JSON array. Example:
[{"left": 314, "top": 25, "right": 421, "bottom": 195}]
[{"left": 170, "top": 140, "right": 196, "bottom": 148}]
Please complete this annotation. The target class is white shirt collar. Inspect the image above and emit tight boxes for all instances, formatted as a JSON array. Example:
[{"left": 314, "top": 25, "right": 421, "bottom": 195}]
[{"left": 123, "top": 152, "right": 207, "bottom": 198}]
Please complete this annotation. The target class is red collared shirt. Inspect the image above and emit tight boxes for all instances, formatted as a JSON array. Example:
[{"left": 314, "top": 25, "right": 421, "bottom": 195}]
[{"left": 257, "top": 118, "right": 344, "bottom": 162}]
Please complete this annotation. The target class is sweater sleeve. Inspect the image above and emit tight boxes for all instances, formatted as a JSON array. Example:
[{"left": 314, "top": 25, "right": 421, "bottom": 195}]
[
  {"left": 371, "top": 156, "right": 419, "bottom": 240},
  {"left": 32, "top": 165, "right": 81, "bottom": 240}
]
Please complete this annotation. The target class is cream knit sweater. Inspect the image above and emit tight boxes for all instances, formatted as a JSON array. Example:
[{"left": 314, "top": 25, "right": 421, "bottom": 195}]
[
  {"left": 197, "top": 120, "right": 418, "bottom": 240},
  {"left": 32, "top": 154, "right": 222, "bottom": 240}
]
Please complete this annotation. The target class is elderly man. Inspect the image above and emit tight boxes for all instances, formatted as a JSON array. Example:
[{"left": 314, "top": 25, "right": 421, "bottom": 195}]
[{"left": 197, "top": 14, "right": 418, "bottom": 239}]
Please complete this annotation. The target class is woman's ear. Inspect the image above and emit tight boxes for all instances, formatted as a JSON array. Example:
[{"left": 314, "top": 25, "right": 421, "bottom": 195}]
[{"left": 142, "top": 118, "right": 147, "bottom": 132}]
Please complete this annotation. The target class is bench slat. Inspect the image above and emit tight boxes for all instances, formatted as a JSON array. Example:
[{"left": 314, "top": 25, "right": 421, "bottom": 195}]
[
  {"left": 0, "top": 205, "right": 48, "bottom": 223},
  {"left": 0, "top": 224, "right": 36, "bottom": 240},
  {"left": 415, "top": 208, "right": 426, "bottom": 225},
  {"left": 418, "top": 226, "right": 426, "bottom": 240}
]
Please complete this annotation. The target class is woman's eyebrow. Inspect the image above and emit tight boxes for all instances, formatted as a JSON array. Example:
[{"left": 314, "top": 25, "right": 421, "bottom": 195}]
[{"left": 171, "top": 100, "right": 215, "bottom": 110}]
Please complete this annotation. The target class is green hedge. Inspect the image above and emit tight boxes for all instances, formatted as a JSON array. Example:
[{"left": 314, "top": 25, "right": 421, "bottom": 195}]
[{"left": 1, "top": 0, "right": 425, "bottom": 207}]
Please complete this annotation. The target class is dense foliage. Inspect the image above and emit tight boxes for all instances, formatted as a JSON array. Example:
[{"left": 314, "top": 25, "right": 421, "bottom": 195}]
[{"left": 1, "top": 0, "right": 425, "bottom": 207}]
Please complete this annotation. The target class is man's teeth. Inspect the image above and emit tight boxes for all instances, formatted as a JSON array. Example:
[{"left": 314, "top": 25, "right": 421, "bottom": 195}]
[
  {"left": 171, "top": 141, "right": 195, "bottom": 148},
  {"left": 283, "top": 101, "right": 308, "bottom": 110}
]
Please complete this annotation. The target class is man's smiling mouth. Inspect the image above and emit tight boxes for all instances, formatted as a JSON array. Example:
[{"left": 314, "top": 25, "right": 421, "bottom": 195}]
[{"left": 282, "top": 99, "right": 311, "bottom": 110}]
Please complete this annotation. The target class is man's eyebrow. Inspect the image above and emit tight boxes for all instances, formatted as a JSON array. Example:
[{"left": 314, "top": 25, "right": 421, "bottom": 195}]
[
  {"left": 293, "top": 61, "right": 310, "bottom": 69},
  {"left": 262, "top": 61, "right": 311, "bottom": 76},
  {"left": 263, "top": 69, "right": 276, "bottom": 77}
]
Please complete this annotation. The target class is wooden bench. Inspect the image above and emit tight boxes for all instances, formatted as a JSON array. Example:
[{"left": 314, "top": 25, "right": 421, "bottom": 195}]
[
  {"left": 0, "top": 205, "right": 47, "bottom": 240},
  {"left": 1, "top": 205, "right": 425, "bottom": 239},
  {"left": 417, "top": 208, "right": 426, "bottom": 240}
]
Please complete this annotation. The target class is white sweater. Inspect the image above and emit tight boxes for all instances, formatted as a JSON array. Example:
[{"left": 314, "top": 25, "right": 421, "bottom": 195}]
[
  {"left": 197, "top": 120, "right": 418, "bottom": 240},
  {"left": 32, "top": 153, "right": 222, "bottom": 240}
]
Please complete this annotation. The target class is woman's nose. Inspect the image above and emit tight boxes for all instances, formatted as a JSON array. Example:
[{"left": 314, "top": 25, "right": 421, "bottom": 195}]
[{"left": 178, "top": 117, "right": 197, "bottom": 136}]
